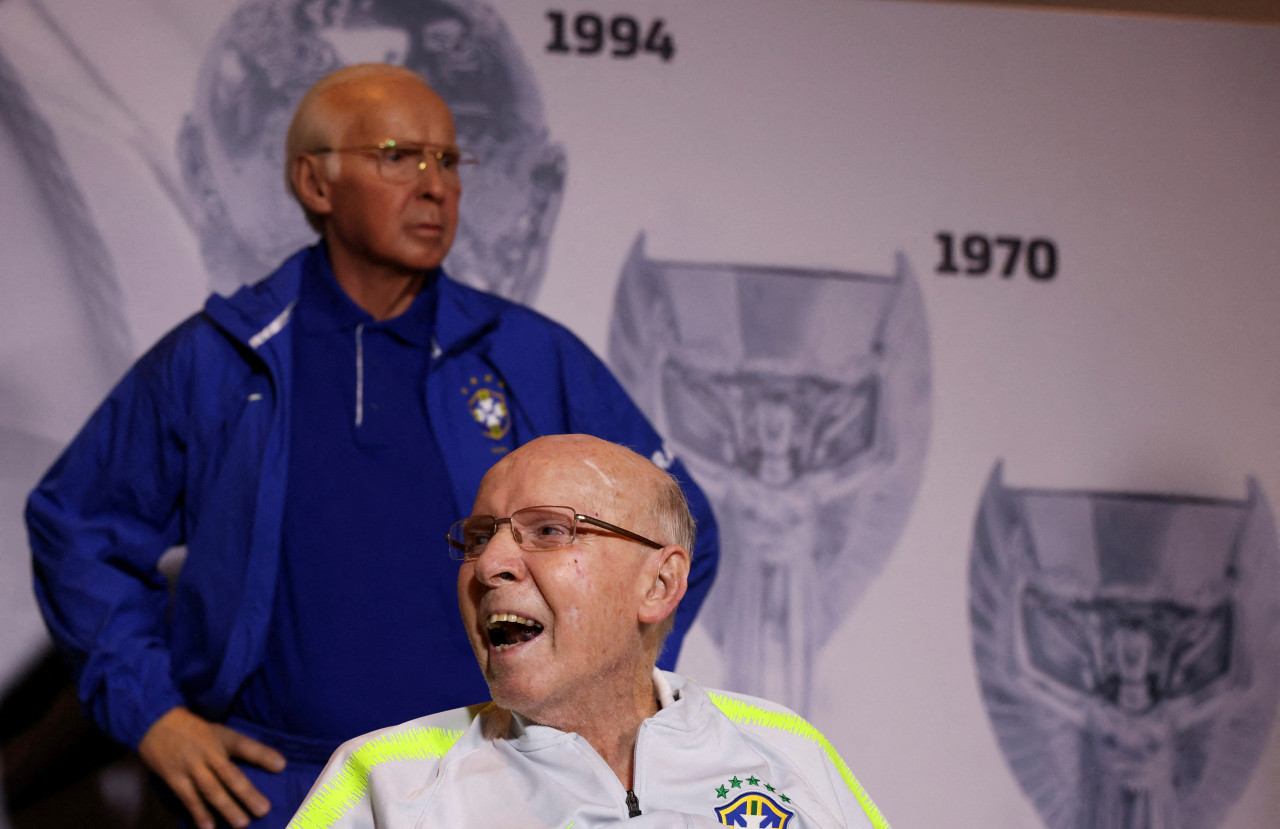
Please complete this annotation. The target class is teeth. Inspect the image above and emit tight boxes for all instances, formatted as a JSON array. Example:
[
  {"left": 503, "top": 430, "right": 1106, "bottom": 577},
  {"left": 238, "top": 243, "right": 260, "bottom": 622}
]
[
  {"left": 486, "top": 613, "right": 545, "bottom": 650},
  {"left": 488, "top": 613, "right": 539, "bottom": 628}
]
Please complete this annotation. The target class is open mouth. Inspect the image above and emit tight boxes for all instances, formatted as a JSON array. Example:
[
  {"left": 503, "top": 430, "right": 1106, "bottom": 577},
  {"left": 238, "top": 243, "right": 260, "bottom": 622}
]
[{"left": 487, "top": 613, "right": 544, "bottom": 650}]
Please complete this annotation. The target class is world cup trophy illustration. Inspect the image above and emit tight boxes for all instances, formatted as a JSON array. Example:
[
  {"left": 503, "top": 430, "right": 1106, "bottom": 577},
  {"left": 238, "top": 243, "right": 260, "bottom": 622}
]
[
  {"left": 608, "top": 235, "right": 931, "bottom": 712},
  {"left": 969, "top": 464, "right": 1280, "bottom": 829},
  {"left": 178, "top": 0, "right": 565, "bottom": 302}
]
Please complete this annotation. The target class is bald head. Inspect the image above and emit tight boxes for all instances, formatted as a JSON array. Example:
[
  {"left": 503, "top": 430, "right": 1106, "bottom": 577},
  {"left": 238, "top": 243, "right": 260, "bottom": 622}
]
[
  {"left": 467, "top": 435, "right": 694, "bottom": 659},
  {"left": 459, "top": 435, "right": 693, "bottom": 722},
  {"left": 479, "top": 435, "right": 695, "bottom": 555},
  {"left": 284, "top": 63, "right": 452, "bottom": 229}
]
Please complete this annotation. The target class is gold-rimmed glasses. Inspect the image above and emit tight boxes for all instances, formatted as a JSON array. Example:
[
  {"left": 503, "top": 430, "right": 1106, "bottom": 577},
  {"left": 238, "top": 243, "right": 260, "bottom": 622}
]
[
  {"left": 309, "top": 139, "right": 478, "bottom": 185},
  {"left": 448, "top": 505, "right": 663, "bottom": 561}
]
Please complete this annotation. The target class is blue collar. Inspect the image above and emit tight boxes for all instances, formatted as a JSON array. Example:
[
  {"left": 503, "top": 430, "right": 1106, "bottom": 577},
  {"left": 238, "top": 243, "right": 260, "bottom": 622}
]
[{"left": 294, "top": 244, "right": 438, "bottom": 348}]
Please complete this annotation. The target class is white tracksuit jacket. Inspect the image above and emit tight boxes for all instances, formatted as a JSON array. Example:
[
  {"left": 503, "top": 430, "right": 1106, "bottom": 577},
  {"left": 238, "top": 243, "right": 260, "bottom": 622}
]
[{"left": 289, "top": 671, "right": 889, "bottom": 829}]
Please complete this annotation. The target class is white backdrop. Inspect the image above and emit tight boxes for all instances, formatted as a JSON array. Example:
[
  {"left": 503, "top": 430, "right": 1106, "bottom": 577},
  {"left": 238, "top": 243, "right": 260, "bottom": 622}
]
[{"left": 1, "top": 0, "right": 1278, "bottom": 826}]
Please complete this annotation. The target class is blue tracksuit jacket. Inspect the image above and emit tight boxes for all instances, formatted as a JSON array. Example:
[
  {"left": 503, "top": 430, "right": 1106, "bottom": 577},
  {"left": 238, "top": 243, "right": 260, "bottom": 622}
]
[{"left": 26, "top": 245, "right": 719, "bottom": 749}]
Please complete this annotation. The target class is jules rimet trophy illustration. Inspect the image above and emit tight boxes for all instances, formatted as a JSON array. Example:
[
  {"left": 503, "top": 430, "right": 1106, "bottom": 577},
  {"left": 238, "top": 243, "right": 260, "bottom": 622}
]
[
  {"left": 970, "top": 464, "right": 1280, "bottom": 829},
  {"left": 609, "top": 235, "right": 932, "bottom": 713}
]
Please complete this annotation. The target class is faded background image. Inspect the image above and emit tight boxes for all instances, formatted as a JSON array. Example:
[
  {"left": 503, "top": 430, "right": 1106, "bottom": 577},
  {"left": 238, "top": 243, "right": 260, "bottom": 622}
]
[
  {"left": 0, "top": 0, "right": 564, "bottom": 824},
  {"left": 969, "top": 465, "right": 1280, "bottom": 829},
  {"left": 608, "top": 235, "right": 932, "bottom": 714},
  {"left": 1, "top": 2, "right": 1279, "bottom": 827},
  {"left": 179, "top": 0, "right": 566, "bottom": 303},
  {"left": 0, "top": 26, "right": 168, "bottom": 828},
  {"left": 0, "top": 39, "right": 133, "bottom": 707}
]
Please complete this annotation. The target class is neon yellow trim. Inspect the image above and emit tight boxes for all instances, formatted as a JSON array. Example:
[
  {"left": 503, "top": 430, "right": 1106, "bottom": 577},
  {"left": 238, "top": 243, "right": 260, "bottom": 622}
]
[
  {"left": 708, "top": 693, "right": 891, "bottom": 829},
  {"left": 288, "top": 727, "right": 465, "bottom": 829}
]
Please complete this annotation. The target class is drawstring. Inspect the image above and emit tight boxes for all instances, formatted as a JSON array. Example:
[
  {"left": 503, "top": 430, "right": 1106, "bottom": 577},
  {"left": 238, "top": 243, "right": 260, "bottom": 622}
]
[{"left": 354, "top": 323, "right": 365, "bottom": 427}]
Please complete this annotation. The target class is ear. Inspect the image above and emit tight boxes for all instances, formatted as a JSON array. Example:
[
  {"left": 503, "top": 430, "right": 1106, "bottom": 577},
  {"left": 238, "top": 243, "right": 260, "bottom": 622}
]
[
  {"left": 290, "top": 153, "right": 334, "bottom": 218},
  {"left": 638, "top": 545, "right": 690, "bottom": 626}
]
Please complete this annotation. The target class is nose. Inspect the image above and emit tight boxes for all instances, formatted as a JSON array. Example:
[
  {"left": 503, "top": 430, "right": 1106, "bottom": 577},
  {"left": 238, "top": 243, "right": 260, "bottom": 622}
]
[
  {"left": 470, "top": 523, "right": 527, "bottom": 585},
  {"left": 415, "top": 155, "right": 450, "bottom": 201}
]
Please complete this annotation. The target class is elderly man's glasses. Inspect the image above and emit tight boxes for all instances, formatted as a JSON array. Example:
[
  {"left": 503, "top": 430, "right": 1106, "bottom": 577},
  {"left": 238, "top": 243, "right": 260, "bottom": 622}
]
[
  {"left": 448, "top": 505, "right": 663, "bottom": 561},
  {"left": 310, "top": 139, "right": 478, "bottom": 184}
]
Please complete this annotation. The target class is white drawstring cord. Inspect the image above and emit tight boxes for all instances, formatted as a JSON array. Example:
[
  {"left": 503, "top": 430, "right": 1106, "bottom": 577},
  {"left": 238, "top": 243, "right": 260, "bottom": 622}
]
[{"left": 354, "top": 323, "right": 365, "bottom": 427}]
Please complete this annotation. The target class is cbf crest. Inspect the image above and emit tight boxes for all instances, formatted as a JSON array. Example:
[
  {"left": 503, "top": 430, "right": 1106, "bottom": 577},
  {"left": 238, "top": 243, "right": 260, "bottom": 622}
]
[
  {"left": 713, "top": 776, "right": 795, "bottom": 827},
  {"left": 462, "top": 375, "right": 509, "bottom": 441}
]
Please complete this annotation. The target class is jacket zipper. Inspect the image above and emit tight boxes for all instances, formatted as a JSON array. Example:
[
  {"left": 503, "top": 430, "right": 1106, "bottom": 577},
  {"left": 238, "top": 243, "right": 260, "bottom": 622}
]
[{"left": 627, "top": 718, "right": 647, "bottom": 817}]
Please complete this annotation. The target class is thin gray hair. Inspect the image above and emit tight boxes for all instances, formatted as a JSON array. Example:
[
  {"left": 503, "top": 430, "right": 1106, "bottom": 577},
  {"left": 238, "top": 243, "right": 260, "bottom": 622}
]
[
  {"left": 649, "top": 467, "right": 696, "bottom": 558},
  {"left": 648, "top": 464, "right": 696, "bottom": 648}
]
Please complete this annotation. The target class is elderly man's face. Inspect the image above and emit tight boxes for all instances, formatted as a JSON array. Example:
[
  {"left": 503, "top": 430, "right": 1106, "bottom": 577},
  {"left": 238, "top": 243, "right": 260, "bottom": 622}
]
[
  {"left": 457, "top": 440, "right": 657, "bottom": 721},
  {"left": 311, "top": 75, "right": 460, "bottom": 275}
]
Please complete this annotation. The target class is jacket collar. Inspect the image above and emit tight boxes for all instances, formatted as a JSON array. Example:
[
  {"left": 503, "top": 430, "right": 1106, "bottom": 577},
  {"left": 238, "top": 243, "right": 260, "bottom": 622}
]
[
  {"left": 204, "top": 243, "right": 495, "bottom": 357},
  {"left": 293, "top": 246, "right": 438, "bottom": 347},
  {"left": 203, "top": 246, "right": 309, "bottom": 350},
  {"left": 432, "top": 266, "right": 514, "bottom": 356},
  {"left": 504, "top": 669, "right": 689, "bottom": 747}
]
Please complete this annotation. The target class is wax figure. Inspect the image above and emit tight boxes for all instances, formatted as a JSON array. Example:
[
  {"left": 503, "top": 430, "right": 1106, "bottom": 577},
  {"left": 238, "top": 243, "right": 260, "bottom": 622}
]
[
  {"left": 26, "top": 65, "right": 718, "bottom": 829},
  {"left": 290, "top": 435, "right": 887, "bottom": 829}
]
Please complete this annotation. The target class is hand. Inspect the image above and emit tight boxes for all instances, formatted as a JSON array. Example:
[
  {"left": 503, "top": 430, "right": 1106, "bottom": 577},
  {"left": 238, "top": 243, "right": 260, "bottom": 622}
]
[{"left": 138, "top": 706, "right": 287, "bottom": 829}]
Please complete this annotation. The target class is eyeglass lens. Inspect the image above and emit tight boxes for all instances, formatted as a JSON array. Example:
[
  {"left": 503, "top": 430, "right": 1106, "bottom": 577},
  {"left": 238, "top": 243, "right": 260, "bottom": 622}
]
[
  {"left": 452, "top": 506, "right": 577, "bottom": 559},
  {"left": 377, "top": 145, "right": 465, "bottom": 184}
]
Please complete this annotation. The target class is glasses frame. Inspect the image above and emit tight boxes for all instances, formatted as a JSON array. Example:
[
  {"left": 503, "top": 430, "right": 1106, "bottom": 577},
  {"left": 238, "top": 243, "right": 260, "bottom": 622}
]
[
  {"left": 448, "top": 505, "right": 664, "bottom": 561},
  {"left": 308, "top": 139, "right": 479, "bottom": 184}
]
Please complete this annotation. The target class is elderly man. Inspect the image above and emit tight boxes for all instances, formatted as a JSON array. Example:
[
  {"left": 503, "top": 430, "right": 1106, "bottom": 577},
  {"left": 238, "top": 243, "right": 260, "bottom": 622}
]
[
  {"left": 290, "top": 434, "right": 887, "bottom": 829},
  {"left": 27, "top": 65, "right": 717, "bottom": 829}
]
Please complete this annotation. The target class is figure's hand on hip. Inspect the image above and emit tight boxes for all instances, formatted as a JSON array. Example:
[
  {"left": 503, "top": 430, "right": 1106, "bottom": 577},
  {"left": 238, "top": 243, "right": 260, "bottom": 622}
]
[{"left": 138, "top": 706, "right": 287, "bottom": 829}]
